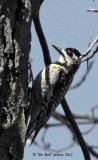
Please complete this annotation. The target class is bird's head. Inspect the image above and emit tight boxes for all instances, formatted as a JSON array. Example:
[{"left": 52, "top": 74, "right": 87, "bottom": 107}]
[{"left": 52, "top": 45, "right": 81, "bottom": 71}]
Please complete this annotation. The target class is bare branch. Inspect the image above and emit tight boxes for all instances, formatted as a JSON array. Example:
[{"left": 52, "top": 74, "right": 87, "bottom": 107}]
[
  {"left": 87, "top": 144, "right": 98, "bottom": 158},
  {"left": 61, "top": 99, "right": 91, "bottom": 160},
  {"left": 88, "top": 28, "right": 94, "bottom": 47},
  {"left": 82, "top": 125, "right": 95, "bottom": 135},
  {"left": 53, "top": 111, "right": 98, "bottom": 123},
  {"left": 73, "top": 137, "right": 98, "bottom": 159},
  {"left": 81, "top": 36, "right": 98, "bottom": 59},
  {"left": 82, "top": 46, "right": 98, "bottom": 62},
  {"left": 91, "top": 105, "right": 98, "bottom": 115},
  {"left": 87, "top": 9, "right": 98, "bottom": 12},
  {"left": 32, "top": 0, "right": 51, "bottom": 66},
  {"left": 70, "top": 61, "right": 94, "bottom": 90}
]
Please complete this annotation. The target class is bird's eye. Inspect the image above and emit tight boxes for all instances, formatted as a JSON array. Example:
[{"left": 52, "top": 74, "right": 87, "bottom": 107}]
[{"left": 68, "top": 51, "right": 73, "bottom": 57}]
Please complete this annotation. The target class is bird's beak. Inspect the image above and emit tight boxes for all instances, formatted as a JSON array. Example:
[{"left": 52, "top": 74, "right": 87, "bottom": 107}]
[{"left": 52, "top": 45, "right": 62, "bottom": 54}]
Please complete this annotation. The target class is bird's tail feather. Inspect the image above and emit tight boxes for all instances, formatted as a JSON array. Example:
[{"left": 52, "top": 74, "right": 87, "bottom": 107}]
[
  {"left": 30, "top": 129, "right": 40, "bottom": 145},
  {"left": 26, "top": 121, "right": 36, "bottom": 141}
]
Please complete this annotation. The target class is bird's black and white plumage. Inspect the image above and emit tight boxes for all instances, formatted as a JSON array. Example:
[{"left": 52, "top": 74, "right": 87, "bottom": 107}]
[{"left": 26, "top": 45, "right": 81, "bottom": 144}]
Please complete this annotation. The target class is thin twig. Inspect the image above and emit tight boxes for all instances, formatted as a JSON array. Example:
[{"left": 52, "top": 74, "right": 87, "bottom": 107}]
[
  {"left": 89, "top": 146, "right": 98, "bottom": 149},
  {"left": 86, "top": 28, "right": 94, "bottom": 68},
  {"left": 53, "top": 111, "right": 98, "bottom": 123},
  {"left": 82, "top": 46, "right": 98, "bottom": 62},
  {"left": 70, "top": 61, "right": 94, "bottom": 90},
  {"left": 80, "top": 36, "right": 98, "bottom": 64},
  {"left": 87, "top": 144, "right": 98, "bottom": 158},
  {"left": 82, "top": 125, "right": 95, "bottom": 135},
  {"left": 81, "top": 36, "right": 98, "bottom": 59},
  {"left": 87, "top": 9, "right": 98, "bottom": 12},
  {"left": 88, "top": 27, "right": 94, "bottom": 47},
  {"left": 91, "top": 105, "right": 98, "bottom": 116}
]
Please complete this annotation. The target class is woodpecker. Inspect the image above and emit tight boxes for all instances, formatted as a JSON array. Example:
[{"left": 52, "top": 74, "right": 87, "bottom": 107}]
[{"left": 26, "top": 45, "right": 81, "bottom": 144}]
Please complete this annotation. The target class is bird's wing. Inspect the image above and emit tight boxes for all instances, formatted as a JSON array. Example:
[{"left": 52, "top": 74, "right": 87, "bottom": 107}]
[
  {"left": 26, "top": 63, "right": 65, "bottom": 142},
  {"left": 40, "top": 64, "right": 64, "bottom": 101}
]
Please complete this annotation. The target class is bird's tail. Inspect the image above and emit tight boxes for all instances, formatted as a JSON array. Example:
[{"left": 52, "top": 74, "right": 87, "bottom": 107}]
[
  {"left": 26, "top": 120, "right": 36, "bottom": 140},
  {"left": 26, "top": 125, "right": 40, "bottom": 145},
  {"left": 30, "top": 129, "right": 40, "bottom": 145},
  {"left": 26, "top": 119, "right": 41, "bottom": 145}
]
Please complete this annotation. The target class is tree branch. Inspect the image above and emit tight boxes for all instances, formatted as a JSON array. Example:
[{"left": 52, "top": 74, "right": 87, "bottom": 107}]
[
  {"left": 81, "top": 36, "right": 98, "bottom": 62},
  {"left": 32, "top": 0, "right": 51, "bottom": 66},
  {"left": 88, "top": 146, "right": 98, "bottom": 158},
  {"left": 61, "top": 99, "right": 91, "bottom": 160},
  {"left": 70, "top": 61, "right": 94, "bottom": 90},
  {"left": 87, "top": 9, "right": 98, "bottom": 12},
  {"left": 53, "top": 111, "right": 98, "bottom": 124}
]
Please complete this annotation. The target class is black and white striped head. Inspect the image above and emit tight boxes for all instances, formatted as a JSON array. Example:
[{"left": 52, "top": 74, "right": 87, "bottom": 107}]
[{"left": 52, "top": 45, "right": 81, "bottom": 71}]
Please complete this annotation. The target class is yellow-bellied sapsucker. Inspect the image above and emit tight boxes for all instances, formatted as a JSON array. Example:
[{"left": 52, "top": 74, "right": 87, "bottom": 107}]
[{"left": 26, "top": 45, "right": 81, "bottom": 144}]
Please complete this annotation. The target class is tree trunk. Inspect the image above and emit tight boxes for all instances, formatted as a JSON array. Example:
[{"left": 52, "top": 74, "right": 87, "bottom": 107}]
[{"left": 0, "top": 0, "right": 32, "bottom": 159}]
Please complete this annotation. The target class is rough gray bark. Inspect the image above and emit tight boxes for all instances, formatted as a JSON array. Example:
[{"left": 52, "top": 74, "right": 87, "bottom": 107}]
[{"left": 0, "top": 0, "right": 32, "bottom": 159}]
